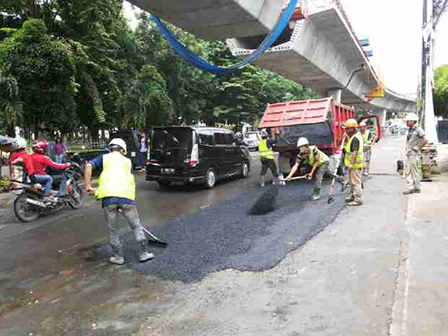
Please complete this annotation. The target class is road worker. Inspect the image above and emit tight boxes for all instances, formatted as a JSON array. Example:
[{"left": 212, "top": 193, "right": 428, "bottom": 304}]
[
  {"left": 85, "top": 138, "right": 154, "bottom": 265},
  {"left": 359, "top": 121, "right": 377, "bottom": 176},
  {"left": 342, "top": 119, "right": 364, "bottom": 206},
  {"left": 403, "top": 113, "right": 428, "bottom": 195},
  {"left": 258, "top": 129, "right": 280, "bottom": 187},
  {"left": 285, "top": 137, "right": 346, "bottom": 201}
]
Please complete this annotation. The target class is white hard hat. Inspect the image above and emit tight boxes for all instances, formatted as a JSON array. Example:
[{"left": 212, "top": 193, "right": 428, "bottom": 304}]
[
  {"left": 297, "top": 137, "right": 309, "bottom": 147},
  {"left": 359, "top": 121, "right": 367, "bottom": 127},
  {"left": 11, "top": 138, "right": 27, "bottom": 150},
  {"left": 405, "top": 113, "right": 419, "bottom": 122},
  {"left": 109, "top": 138, "right": 127, "bottom": 153},
  {"left": 260, "top": 129, "right": 268, "bottom": 137}
]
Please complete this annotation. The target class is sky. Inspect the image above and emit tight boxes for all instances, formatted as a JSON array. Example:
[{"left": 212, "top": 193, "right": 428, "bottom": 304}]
[{"left": 122, "top": 0, "right": 448, "bottom": 95}]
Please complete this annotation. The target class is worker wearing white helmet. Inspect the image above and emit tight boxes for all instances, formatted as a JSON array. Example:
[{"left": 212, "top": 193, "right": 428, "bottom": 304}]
[
  {"left": 359, "top": 121, "right": 377, "bottom": 176},
  {"left": 258, "top": 128, "right": 280, "bottom": 187},
  {"left": 403, "top": 112, "right": 428, "bottom": 195},
  {"left": 285, "top": 137, "right": 346, "bottom": 201},
  {"left": 85, "top": 138, "right": 154, "bottom": 265}
]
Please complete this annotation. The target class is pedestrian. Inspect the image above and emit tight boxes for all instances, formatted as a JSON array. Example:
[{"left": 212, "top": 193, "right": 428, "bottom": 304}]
[
  {"left": 359, "top": 122, "right": 377, "bottom": 176},
  {"left": 342, "top": 119, "right": 364, "bottom": 206},
  {"left": 258, "top": 129, "right": 280, "bottom": 187},
  {"left": 84, "top": 138, "right": 154, "bottom": 265},
  {"left": 403, "top": 113, "right": 428, "bottom": 195},
  {"left": 285, "top": 137, "right": 346, "bottom": 200},
  {"left": 54, "top": 138, "right": 66, "bottom": 164},
  {"left": 139, "top": 132, "right": 148, "bottom": 169}
]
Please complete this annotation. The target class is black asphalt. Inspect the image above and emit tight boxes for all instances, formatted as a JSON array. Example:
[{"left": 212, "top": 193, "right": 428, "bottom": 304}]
[{"left": 97, "top": 179, "right": 348, "bottom": 283}]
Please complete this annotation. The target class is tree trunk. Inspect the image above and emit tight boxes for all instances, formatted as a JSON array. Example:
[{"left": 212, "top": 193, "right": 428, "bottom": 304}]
[
  {"left": 6, "top": 122, "right": 15, "bottom": 137},
  {"left": 89, "top": 126, "right": 99, "bottom": 142}
]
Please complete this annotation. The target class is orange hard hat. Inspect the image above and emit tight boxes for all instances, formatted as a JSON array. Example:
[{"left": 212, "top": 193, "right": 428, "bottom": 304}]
[{"left": 343, "top": 119, "right": 359, "bottom": 129}]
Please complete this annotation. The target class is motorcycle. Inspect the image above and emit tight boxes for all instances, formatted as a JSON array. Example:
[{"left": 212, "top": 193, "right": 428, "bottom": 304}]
[{"left": 12, "top": 162, "right": 85, "bottom": 222}]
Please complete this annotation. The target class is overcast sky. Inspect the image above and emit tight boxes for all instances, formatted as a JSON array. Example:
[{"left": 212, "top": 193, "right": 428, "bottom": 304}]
[{"left": 123, "top": 0, "right": 448, "bottom": 95}]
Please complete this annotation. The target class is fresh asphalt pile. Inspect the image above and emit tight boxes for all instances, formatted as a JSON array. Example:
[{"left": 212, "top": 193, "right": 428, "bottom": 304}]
[{"left": 97, "top": 180, "right": 348, "bottom": 283}]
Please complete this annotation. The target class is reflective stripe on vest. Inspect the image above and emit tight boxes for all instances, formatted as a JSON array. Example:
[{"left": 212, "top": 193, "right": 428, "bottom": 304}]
[
  {"left": 307, "top": 146, "right": 329, "bottom": 167},
  {"left": 259, "top": 139, "right": 274, "bottom": 160},
  {"left": 97, "top": 153, "right": 136, "bottom": 200},
  {"left": 344, "top": 134, "right": 364, "bottom": 169}
]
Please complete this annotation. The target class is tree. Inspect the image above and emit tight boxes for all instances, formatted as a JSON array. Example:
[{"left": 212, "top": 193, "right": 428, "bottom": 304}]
[
  {"left": 434, "top": 65, "right": 448, "bottom": 117},
  {"left": 0, "top": 19, "right": 78, "bottom": 137},
  {"left": 122, "top": 64, "right": 173, "bottom": 129},
  {"left": 0, "top": 71, "right": 22, "bottom": 136}
]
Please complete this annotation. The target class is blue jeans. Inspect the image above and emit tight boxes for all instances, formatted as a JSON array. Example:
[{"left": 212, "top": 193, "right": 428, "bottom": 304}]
[
  {"left": 33, "top": 175, "right": 53, "bottom": 197},
  {"left": 33, "top": 175, "right": 68, "bottom": 197},
  {"left": 55, "top": 154, "right": 64, "bottom": 163}
]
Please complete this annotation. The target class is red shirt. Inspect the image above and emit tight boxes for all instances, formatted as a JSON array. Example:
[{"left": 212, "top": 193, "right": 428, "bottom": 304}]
[
  {"left": 9, "top": 150, "right": 36, "bottom": 177},
  {"left": 31, "top": 153, "right": 70, "bottom": 175}
]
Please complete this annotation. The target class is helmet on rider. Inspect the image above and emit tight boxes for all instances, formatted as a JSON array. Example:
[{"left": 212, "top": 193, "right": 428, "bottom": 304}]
[
  {"left": 11, "top": 138, "right": 27, "bottom": 151},
  {"left": 32, "top": 139, "right": 49, "bottom": 154},
  {"left": 108, "top": 138, "right": 127, "bottom": 154}
]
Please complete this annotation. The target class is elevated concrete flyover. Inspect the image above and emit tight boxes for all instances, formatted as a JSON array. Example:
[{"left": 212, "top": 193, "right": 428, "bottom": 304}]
[
  {"left": 126, "top": 0, "right": 286, "bottom": 40},
  {"left": 227, "top": 2, "right": 416, "bottom": 113}
]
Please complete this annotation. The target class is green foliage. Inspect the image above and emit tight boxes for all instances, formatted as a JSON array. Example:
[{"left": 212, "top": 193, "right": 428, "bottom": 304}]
[
  {"left": 434, "top": 65, "right": 448, "bottom": 117},
  {"left": 0, "top": 2, "right": 318, "bottom": 137}
]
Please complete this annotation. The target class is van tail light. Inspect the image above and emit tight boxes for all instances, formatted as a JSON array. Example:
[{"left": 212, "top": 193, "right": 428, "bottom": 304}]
[{"left": 190, "top": 144, "right": 199, "bottom": 167}]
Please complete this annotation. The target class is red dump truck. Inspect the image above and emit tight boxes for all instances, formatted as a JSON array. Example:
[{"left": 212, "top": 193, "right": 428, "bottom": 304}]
[{"left": 259, "top": 97, "right": 382, "bottom": 175}]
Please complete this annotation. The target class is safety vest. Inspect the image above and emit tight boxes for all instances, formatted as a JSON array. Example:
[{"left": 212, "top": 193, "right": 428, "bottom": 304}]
[
  {"left": 362, "top": 130, "right": 371, "bottom": 146},
  {"left": 259, "top": 139, "right": 274, "bottom": 160},
  {"left": 344, "top": 134, "right": 364, "bottom": 169},
  {"left": 97, "top": 153, "right": 136, "bottom": 200},
  {"left": 305, "top": 146, "right": 329, "bottom": 167}
]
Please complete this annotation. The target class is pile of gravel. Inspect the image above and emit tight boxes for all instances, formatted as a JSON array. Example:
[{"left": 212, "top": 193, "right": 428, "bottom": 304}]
[{"left": 97, "top": 180, "right": 347, "bottom": 283}]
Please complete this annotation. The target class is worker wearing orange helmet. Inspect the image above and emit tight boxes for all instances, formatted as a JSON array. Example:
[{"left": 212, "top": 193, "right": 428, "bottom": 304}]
[{"left": 342, "top": 119, "right": 364, "bottom": 206}]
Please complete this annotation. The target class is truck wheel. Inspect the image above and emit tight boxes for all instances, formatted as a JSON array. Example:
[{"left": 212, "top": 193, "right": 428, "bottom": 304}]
[
  {"left": 240, "top": 161, "right": 250, "bottom": 178},
  {"left": 204, "top": 168, "right": 217, "bottom": 189}
]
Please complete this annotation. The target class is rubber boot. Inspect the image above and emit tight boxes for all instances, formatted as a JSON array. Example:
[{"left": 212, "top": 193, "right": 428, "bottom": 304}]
[
  {"left": 311, "top": 188, "right": 321, "bottom": 201},
  {"left": 260, "top": 175, "right": 265, "bottom": 187},
  {"left": 109, "top": 245, "right": 124, "bottom": 265},
  {"left": 139, "top": 241, "right": 154, "bottom": 263},
  {"left": 345, "top": 195, "right": 355, "bottom": 203}
]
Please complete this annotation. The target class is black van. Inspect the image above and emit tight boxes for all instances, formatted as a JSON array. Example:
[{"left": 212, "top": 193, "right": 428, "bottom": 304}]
[{"left": 146, "top": 127, "right": 251, "bottom": 188}]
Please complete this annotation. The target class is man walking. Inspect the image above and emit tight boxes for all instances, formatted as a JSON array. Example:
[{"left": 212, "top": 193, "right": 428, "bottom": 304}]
[
  {"left": 258, "top": 129, "right": 280, "bottom": 187},
  {"left": 343, "top": 119, "right": 364, "bottom": 206},
  {"left": 85, "top": 138, "right": 154, "bottom": 265},
  {"left": 359, "top": 122, "right": 376, "bottom": 176},
  {"left": 403, "top": 113, "right": 428, "bottom": 195}
]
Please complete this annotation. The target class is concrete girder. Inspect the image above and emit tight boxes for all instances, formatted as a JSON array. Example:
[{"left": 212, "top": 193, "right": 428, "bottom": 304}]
[
  {"left": 126, "top": 0, "right": 285, "bottom": 40},
  {"left": 228, "top": 7, "right": 416, "bottom": 113}
]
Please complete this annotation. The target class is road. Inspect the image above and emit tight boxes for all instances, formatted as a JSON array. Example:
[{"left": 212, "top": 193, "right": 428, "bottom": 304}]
[{"left": 0, "top": 137, "right": 412, "bottom": 335}]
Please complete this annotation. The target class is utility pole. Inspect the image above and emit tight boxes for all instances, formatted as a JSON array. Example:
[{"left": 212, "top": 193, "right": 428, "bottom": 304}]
[{"left": 420, "top": 0, "right": 428, "bottom": 121}]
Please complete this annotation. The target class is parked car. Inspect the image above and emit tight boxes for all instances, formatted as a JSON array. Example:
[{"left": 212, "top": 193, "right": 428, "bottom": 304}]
[
  {"left": 146, "top": 127, "right": 251, "bottom": 188},
  {"left": 244, "top": 132, "right": 261, "bottom": 151}
]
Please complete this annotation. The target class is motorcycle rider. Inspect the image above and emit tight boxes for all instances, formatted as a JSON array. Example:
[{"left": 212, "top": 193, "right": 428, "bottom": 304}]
[
  {"left": 84, "top": 138, "right": 154, "bottom": 265},
  {"left": 6, "top": 138, "right": 36, "bottom": 183},
  {"left": 31, "top": 139, "right": 71, "bottom": 201}
]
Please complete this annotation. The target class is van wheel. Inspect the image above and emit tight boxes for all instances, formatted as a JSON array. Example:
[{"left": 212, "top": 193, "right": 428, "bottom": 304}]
[
  {"left": 240, "top": 161, "right": 250, "bottom": 178},
  {"left": 204, "top": 168, "right": 217, "bottom": 189}
]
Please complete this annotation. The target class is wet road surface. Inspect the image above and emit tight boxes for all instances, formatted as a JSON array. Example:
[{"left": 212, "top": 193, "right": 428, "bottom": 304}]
[{"left": 0, "top": 146, "right": 380, "bottom": 335}]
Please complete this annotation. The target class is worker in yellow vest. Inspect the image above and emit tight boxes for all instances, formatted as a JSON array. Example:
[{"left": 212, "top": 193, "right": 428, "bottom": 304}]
[
  {"left": 258, "top": 129, "right": 280, "bottom": 187},
  {"left": 359, "top": 121, "right": 376, "bottom": 176},
  {"left": 85, "top": 138, "right": 154, "bottom": 265},
  {"left": 343, "top": 119, "right": 364, "bottom": 206},
  {"left": 286, "top": 138, "right": 346, "bottom": 200}
]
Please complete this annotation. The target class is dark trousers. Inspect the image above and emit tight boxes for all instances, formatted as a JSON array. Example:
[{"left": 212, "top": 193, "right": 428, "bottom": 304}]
[{"left": 260, "top": 158, "right": 278, "bottom": 177}]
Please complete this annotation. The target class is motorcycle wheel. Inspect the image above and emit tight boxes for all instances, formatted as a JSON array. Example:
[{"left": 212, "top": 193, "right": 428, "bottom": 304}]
[
  {"left": 68, "top": 184, "right": 85, "bottom": 209},
  {"left": 14, "top": 193, "right": 41, "bottom": 222}
]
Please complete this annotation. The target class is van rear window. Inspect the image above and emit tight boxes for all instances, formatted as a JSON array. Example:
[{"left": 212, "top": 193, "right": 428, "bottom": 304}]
[{"left": 151, "top": 128, "right": 192, "bottom": 150}]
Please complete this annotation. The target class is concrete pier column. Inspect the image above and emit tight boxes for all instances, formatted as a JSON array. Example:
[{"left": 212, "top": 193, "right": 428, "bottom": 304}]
[{"left": 326, "top": 89, "right": 342, "bottom": 103}]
